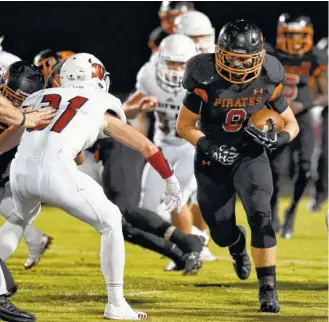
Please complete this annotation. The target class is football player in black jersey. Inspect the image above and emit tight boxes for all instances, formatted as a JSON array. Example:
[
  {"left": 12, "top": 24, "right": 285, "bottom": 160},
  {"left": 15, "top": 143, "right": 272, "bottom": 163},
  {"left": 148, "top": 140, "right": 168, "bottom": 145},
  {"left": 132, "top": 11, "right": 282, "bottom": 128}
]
[
  {"left": 267, "top": 14, "right": 328, "bottom": 237},
  {"left": 308, "top": 37, "right": 328, "bottom": 212},
  {"left": 148, "top": 1, "right": 194, "bottom": 54},
  {"left": 177, "top": 19, "right": 300, "bottom": 313}
]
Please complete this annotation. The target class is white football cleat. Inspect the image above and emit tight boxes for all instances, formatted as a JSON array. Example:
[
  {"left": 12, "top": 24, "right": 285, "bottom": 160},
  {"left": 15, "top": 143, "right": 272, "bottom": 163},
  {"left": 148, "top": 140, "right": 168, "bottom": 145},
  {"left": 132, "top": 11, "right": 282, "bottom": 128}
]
[
  {"left": 24, "top": 235, "right": 53, "bottom": 269},
  {"left": 200, "top": 246, "right": 217, "bottom": 262},
  {"left": 104, "top": 301, "right": 147, "bottom": 320},
  {"left": 165, "top": 260, "right": 177, "bottom": 271}
]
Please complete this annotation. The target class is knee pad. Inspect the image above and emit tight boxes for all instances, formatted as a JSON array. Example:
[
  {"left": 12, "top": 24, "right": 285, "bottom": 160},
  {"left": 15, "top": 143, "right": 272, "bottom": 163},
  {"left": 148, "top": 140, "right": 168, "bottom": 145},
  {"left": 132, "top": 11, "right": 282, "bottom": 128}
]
[
  {"left": 247, "top": 214, "right": 276, "bottom": 248},
  {"left": 246, "top": 190, "right": 272, "bottom": 217},
  {"left": 299, "top": 161, "right": 311, "bottom": 179}
]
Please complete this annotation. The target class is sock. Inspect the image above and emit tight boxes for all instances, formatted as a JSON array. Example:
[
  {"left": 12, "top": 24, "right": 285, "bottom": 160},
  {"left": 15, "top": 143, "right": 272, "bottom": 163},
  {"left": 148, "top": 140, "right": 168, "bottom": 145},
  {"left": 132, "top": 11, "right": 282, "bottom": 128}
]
[
  {"left": 229, "top": 227, "right": 246, "bottom": 255},
  {"left": 0, "top": 221, "right": 25, "bottom": 261},
  {"left": 256, "top": 266, "right": 276, "bottom": 287},
  {"left": 23, "top": 224, "right": 44, "bottom": 246},
  {"left": 101, "top": 226, "right": 125, "bottom": 305},
  {"left": 0, "top": 259, "right": 16, "bottom": 296}
]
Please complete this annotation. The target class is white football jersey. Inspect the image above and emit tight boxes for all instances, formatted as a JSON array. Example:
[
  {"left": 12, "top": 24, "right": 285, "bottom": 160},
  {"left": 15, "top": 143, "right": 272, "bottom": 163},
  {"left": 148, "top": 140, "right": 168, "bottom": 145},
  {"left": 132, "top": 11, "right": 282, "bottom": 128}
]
[
  {"left": 16, "top": 87, "right": 125, "bottom": 160},
  {"left": 0, "top": 50, "right": 21, "bottom": 74},
  {"left": 136, "top": 61, "right": 186, "bottom": 146}
]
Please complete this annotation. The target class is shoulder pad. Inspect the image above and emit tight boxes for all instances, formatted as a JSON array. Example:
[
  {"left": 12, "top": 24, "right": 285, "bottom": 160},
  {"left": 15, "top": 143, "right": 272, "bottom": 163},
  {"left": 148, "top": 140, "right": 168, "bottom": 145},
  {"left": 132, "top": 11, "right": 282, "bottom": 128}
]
[
  {"left": 106, "top": 94, "right": 126, "bottom": 124},
  {"left": 264, "top": 42, "right": 275, "bottom": 55},
  {"left": 262, "top": 54, "right": 285, "bottom": 85},
  {"left": 21, "top": 89, "right": 45, "bottom": 108},
  {"left": 183, "top": 53, "right": 219, "bottom": 91},
  {"left": 311, "top": 46, "right": 328, "bottom": 66},
  {"left": 136, "top": 62, "right": 154, "bottom": 93}
]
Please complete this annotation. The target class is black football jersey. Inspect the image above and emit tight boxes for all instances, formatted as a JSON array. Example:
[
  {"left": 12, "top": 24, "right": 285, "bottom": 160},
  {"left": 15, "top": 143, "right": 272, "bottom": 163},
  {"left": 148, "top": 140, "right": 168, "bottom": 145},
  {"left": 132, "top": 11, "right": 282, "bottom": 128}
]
[
  {"left": 148, "top": 26, "right": 169, "bottom": 50},
  {"left": 182, "top": 53, "right": 287, "bottom": 147},
  {"left": 267, "top": 46, "right": 328, "bottom": 110}
]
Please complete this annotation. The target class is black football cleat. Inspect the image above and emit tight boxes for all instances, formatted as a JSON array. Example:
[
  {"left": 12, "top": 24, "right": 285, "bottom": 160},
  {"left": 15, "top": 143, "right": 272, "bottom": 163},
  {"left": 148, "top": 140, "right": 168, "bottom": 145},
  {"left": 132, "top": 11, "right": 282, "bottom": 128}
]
[
  {"left": 259, "top": 279, "right": 280, "bottom": 313},
  {"left": 0, "top": 296, "right": 35, "bottom": 321},
  {"left": 230, "top": 227, "right": 251, "bottom": 280},
  {"left": 182, "top": 252, "right": 202, "bottom": 276},
  {"left": 308, "top": 193, "right": 327, "bottom": 212}
]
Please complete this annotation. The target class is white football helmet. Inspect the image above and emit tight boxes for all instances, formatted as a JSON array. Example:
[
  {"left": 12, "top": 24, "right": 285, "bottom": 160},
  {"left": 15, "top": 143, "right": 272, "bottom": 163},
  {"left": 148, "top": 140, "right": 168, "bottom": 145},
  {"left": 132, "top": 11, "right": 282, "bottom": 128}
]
[
  {"left": 60, "top": 53, "right": 110, "bottom": 92},
  {"left": 174, "top": 11, "right": 215, "bottom": 54},
  {"left": 156, "top": 34, "right": 197, "bottom": 91}
]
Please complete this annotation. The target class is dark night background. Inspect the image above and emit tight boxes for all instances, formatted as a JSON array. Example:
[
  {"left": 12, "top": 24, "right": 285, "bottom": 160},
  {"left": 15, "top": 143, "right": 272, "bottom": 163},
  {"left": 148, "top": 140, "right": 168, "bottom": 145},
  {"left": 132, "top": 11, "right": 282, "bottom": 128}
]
[{"left": 1, "top": 1, "right": 327, "bottom": 94}]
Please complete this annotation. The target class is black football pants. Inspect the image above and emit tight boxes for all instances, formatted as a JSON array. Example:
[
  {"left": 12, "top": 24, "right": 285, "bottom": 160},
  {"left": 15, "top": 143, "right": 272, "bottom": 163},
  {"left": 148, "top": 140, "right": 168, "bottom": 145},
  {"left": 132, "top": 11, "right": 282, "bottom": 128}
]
[{"left": 194, "top": 149, "right": 276, "bottom": 249}]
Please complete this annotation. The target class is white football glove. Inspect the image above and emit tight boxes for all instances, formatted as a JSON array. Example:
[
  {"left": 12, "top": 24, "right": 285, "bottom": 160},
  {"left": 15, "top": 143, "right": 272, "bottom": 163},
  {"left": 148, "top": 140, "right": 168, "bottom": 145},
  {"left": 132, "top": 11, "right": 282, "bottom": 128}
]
[{"left": 162, "top": 175, "right": 183, "bottom": 213}]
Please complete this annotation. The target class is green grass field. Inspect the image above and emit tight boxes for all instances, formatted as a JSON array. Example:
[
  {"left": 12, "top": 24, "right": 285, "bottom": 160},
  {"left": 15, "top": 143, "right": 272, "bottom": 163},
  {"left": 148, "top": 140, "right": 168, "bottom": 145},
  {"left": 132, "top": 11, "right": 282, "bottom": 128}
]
[{"left": 2, "top": 197, "right": 328, "bottom": 322}]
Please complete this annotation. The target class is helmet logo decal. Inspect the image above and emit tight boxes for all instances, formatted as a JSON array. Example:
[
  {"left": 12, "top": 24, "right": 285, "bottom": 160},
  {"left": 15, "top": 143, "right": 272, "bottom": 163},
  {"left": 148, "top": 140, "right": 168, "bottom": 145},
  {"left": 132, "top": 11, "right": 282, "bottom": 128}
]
[{"left": 91, "top": 63, "right": 105, "bottom": 81}]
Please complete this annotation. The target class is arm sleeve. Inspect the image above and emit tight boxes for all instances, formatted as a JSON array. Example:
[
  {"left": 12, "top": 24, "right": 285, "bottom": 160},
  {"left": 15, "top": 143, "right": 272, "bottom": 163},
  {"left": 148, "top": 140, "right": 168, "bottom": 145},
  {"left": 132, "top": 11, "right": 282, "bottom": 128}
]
[{"left": 182, "top": 91, "right": 203, "bottom": 114}]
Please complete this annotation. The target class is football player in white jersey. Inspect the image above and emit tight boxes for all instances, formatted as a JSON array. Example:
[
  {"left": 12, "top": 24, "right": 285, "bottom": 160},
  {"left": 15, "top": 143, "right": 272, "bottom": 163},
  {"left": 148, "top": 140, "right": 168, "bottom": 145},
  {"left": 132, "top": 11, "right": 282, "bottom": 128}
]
[
  {"left": 0, "top": 62, "right": 55, "bottom": 270},
  {"left": 0, "top": 53, "right": 183, "bottom": 320},
  {"left": 174, "top": 10, "right": 215, "bottom": 54},
  {"left": 0, "top": 34, "right": 21, "bottom": 75},
  {"left": 124, "top": 34, "right": 196, "bottom": 236}
]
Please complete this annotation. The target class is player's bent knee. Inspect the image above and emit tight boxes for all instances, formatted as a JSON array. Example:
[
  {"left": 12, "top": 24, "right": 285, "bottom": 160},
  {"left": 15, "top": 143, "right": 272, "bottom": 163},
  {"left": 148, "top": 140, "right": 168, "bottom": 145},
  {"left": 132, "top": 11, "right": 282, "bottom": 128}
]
[
  {"left": 247, "top": 190, "right": 272, "bottom": 215},
  {"left": 210, "top": 227, "right": 235, "bottom": 248},
  {"left": 247, "top": 214, "right": 276, "bottom": 248},
  {"left": 299, "top": 161, "right": 311, "bottom": 179},
  {"left": 7, "top": 213, "right": 29, "bottom": 227},
  {"left": 99, "top": 204, "right": 122, "bottom": 234}
]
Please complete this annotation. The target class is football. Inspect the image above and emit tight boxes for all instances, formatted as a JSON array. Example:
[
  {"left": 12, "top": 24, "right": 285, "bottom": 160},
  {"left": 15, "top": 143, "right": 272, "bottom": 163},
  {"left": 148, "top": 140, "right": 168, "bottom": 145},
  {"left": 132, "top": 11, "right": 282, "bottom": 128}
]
[{"left": 248, "top": 108, "right": 284, "bottom": 132}]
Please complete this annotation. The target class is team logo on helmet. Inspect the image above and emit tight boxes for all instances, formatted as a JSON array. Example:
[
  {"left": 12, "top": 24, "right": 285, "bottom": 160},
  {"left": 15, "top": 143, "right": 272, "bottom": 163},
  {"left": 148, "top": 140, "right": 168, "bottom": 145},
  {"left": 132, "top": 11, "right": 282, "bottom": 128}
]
[{"left": 91, "top": 63, "right": 105, "bottom": 81}]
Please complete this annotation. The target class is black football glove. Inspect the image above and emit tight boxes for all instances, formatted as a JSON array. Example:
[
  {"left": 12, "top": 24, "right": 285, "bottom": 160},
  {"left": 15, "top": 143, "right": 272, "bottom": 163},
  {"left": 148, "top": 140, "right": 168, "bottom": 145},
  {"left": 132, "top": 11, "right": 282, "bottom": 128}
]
[
  {"left": 196, "top": 136, "right": 240, "bottom": 166},
  {"left": 244, "top": 119, "right": 279, "bottom": 150}
]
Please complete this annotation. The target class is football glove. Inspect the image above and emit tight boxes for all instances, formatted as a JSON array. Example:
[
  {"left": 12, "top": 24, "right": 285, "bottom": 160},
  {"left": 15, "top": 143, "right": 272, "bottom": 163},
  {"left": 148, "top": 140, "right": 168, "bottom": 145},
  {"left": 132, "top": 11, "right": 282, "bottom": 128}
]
[
  {"left": 245, "top": 119, "right": 279, "bottom": 150},
  {"left": 162, "top": 175, "right": 183, "bottom": 213},
  {"left": 197, "top": 136, "right": 240, "bottom": 166}
]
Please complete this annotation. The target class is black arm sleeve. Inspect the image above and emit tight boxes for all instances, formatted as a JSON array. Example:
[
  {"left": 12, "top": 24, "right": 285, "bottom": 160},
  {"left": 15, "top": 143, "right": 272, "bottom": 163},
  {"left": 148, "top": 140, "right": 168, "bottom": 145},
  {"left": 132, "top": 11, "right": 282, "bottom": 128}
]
[
  {"left": 267, "top": 92, "right": 288, "bottom": 114},
  {"left": 182, "top": 91, "right": 203, "bottom": 114}
]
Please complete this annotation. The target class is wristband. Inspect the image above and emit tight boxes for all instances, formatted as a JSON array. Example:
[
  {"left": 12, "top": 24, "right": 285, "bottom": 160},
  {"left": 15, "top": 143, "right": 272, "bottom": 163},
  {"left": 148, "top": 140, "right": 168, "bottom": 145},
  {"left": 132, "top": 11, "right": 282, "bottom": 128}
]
[
  {"left": 147, "top": 149, "right": 173, "bottom": 179},
  {"left": 196, "top": 136, "right": 211, "bottom": 153},
  {"left": 277, "top": 131, "right": 291, "bottom": 147},
  {"left": 19, "top": 111, "right": 26, "bottom": 126}
]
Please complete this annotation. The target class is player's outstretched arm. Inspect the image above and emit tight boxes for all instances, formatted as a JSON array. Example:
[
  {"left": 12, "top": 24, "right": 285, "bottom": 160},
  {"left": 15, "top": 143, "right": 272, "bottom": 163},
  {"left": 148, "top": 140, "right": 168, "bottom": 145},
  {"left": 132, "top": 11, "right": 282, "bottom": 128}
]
[
  {"left": 0, "top": 95, "right": 56, "bottom": 128},
  {"left": 103, "top": 113, "right": 182, "bottom": 212},
  {"left": 0, "top": 94, "right": 27, "bottom": 126},
  {"left": 123, "top": 91, "right": 158, "bottom": 119}
]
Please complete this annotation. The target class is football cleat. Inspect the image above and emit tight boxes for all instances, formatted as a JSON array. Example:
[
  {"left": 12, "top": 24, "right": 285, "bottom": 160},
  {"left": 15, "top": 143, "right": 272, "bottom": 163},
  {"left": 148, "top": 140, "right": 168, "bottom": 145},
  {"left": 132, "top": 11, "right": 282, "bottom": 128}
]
[
  {"left": 259, "top": 279, "right": 280, "bottom": 313},
  {"left": 104, "top": 301, "right": 147, "bottom": 320},
  {"left": 0, "top": 296, "right": 35, "bottom": 321},
  {"left": 182, "top": 252, "right": 202, "bottom": 275},
  {"left": 281, "top": 210, "right": 295, "bottom": 239},
  {"left": 230, "top": 227, "right": 251, "bottom": 280},
  {"left": 24, "top": 235, "right": 53, "bottom": 269}
]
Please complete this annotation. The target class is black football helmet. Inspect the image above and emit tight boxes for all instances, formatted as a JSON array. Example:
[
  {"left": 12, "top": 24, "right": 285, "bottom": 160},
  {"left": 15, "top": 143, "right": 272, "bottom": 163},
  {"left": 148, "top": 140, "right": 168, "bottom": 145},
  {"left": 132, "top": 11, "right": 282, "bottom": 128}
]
[
  {"left": 34, "top": 49, "right": 60, "bottom": 81},
  {"left": 0, "top": 61, "right": 45, "bottom": 107},
  {"left": 215, "top": 19, "right": 265, "bottom": 84},
  {"left": 277, "top": 14, "right": 313, "bottom": 55},
  {"left": 159, "top": 1, "right": 195, "bottom": 34}
]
